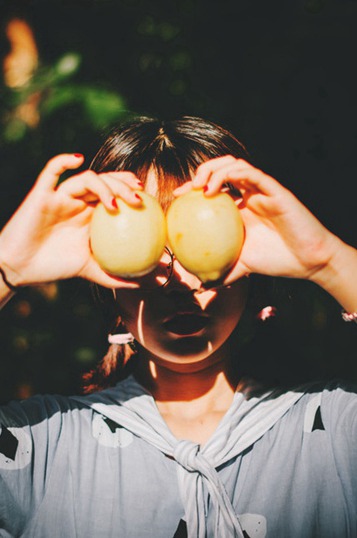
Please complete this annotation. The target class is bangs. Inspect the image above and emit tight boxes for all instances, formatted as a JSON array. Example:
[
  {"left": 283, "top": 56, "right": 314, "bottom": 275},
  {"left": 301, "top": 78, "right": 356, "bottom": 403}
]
[
  {"left": 138, "top": 143, "right": 205, "bottom": 213},
  {"left": 90, "top": 115, "right": 250, "bottom": 212}
]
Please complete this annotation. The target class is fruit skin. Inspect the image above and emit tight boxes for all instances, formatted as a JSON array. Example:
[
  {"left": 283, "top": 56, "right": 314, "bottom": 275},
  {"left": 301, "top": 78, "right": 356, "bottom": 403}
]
[
  {"left": 167, "top": 189, "right": 244, "bottom": 282},
  {"left": 90, "top": 192, "right": 166, "bottom": 278}
]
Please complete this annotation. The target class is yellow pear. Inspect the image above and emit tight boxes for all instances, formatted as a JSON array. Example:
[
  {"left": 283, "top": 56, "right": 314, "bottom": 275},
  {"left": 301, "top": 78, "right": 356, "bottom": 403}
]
[
  {"left": 167, "top": 188, "right": 244, "bottom": 282},
  {"left": 90, "top": 192, "right": 166, "bottom": 278}
]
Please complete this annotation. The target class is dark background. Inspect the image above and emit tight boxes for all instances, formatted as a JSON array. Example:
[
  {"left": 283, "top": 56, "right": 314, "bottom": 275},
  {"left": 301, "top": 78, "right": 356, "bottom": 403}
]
[{"left": 0, "top": 0, "right": 356, "bottom": 403}]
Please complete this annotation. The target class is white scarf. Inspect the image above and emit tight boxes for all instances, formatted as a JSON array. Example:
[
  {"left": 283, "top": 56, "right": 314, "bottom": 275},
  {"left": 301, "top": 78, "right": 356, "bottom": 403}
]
[{"left": 72, "top": 376, "right": 304, "bottom": 538}]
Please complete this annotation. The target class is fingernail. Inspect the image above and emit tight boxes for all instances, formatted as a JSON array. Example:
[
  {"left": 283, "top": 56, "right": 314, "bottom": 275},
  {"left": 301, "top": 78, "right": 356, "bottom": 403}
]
[
  {"left": 137, "top": 180, "right": 144, "bottom": 187},
  {"left": 135, "top": 193, "right": 143, "bottom": 201},
  {"left": 111, "top": 198, "right": 118, "bottom": 209},
  {"left": 203, "top": 185, "right": 209, "bottom": 193},
  {"left": 74, "top": 153, "right": 84, "bottom": 158}
]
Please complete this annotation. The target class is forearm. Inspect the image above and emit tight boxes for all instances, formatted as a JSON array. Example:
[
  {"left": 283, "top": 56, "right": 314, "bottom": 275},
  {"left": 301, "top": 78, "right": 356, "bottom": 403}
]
[{"left": 311, "top": 238, "right": 357, "bottom": 315}]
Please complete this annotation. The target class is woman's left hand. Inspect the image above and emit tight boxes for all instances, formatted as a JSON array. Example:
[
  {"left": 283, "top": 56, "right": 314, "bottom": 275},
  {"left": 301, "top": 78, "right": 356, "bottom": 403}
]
[{"left": 174, "top": 156, "right": 340, "bottom": 284}]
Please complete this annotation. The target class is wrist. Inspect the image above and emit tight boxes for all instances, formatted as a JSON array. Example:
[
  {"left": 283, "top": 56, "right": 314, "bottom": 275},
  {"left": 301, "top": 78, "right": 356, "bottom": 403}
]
[
  {"left": 0, "top": 251, "right": 26, "bottom": 288},
  {"left": 0, "top": 266, "right": 18, "bottom": 292},
  {"left": 310, "top": 237, "right": 357, "bottom": 313},
  {"left": 308, "top": 235, "right": 344, "bottom": 286},
  {"left": 0, "top": 259, "right": 18, "bottom": 308},
  {"left": 0, "top": 232, "right": 29, "bottom": 287}
]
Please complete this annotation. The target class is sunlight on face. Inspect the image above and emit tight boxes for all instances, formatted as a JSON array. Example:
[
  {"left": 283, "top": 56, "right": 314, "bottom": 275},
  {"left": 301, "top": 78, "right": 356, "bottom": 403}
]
[
  {"left": 115, "top": 167, "right": 248, "bottom": 370},
  {"left": 117, "top": 276, "right": 248, "bottom": 369},
  {"left": 137, "top": 299, "right": 146, "bottom": 346}
]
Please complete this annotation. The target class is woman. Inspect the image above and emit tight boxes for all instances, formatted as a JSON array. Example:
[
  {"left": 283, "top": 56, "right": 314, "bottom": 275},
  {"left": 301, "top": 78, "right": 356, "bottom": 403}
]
[{"left": 0, "top": 116, "right": 356, "bottom": 538}]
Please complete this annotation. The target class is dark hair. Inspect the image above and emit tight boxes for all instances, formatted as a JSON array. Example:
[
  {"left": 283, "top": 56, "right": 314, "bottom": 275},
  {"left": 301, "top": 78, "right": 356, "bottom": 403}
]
[
  {"left": 90, "top": 115, "right": 250, "bottom": 211},
  {"left": 82, "top": 115, "right": 252, "bottom": 393}
]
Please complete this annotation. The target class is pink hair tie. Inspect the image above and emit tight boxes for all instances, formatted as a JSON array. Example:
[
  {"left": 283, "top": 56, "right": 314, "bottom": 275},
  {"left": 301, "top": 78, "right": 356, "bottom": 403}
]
[
  {"left": 108, "top": 333, "right": 135, "bottom": 345},
  {"left": 257, "top": 305, "right": 277, "bottom": 321}
]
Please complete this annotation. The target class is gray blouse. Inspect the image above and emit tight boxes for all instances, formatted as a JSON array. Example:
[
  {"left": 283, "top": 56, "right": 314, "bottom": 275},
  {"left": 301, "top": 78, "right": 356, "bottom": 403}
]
[{"left": 0, "top": 376, "right": 356, "bottom": 537}]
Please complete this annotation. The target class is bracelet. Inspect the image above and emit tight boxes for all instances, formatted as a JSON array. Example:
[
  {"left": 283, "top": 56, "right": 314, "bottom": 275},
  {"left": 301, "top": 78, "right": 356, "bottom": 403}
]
[
  {"left": 341, "top": 310, "right": 357, "bottom": 323},
  {"left": 0, "top": 266, "right": 18, "bottom": 293}
]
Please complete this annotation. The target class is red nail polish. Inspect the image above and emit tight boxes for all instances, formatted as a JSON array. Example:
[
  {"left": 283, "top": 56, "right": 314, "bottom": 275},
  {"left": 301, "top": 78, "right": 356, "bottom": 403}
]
[
  {"left": 203, "top": 185, "right": 209, "bottom": 193},
  {"left": 111, "top": 198, "right": 118, "bottom": 209},
  {"left": 135, "top": 193, "right": 143, "bottom": 201},
  {"left": 74, "top": 153, "right": 84, "bottom": 158},
  {"left": 137, "top": 180, "right": 144, "bottom": 187}
]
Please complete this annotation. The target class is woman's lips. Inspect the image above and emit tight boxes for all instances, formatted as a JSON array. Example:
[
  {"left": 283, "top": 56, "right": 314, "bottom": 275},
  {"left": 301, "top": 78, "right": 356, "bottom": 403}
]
[{"left": 163, "top": 313, "right": 209, "bottom": 335}]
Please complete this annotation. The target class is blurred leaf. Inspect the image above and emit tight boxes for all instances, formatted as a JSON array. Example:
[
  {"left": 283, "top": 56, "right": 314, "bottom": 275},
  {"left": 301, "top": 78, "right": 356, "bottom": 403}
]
[
  {"left": 159, "top": 22, "right": 179, "bottom": 41},
  {"left": 74, "top": 346, "right": 97, "bottom": 364},
  {"left": 2, "top": 117, "right": 28, "bottom": 142},
  {"left": 137, "top": 16, "right": 179, "bottom": 41},
  {"left": 39, "top": 85, "right": 82, "bottom": 115},
  {"left": 4, "top": 53, "right": 82, "bottom": 107},
  {"left": 41, "top": 85, "right": 127, "bottom": 128},
  {"left": 304, "top": 0, "right": 327, "bottom": 14},
  {"left": 54, "top": 53, "right": 81, "bottom": 78},
  {"left": 169, "top": 51, "right": 191, "bottom": 71},
  {"left": 82, "top": 87, "right": 127, "bottom": 128},
  {"left": 1, "top": 52, "right": 127, "bottom": 142},
  {"left": 137, "top": 15, "right": 156, "bottom": 36}
]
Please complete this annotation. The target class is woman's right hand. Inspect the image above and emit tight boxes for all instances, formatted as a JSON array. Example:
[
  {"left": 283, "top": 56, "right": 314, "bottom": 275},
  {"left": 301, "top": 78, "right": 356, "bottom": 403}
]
[{"left": 0, "top": 154, "right": 144, "bottom": 290}]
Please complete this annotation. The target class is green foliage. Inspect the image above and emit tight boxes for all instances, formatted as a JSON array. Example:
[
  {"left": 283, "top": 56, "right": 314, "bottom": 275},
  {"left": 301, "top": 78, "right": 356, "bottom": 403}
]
[
  {"left": 1, "top": 52, "right": 128, "bottom": 143},
  {"left": 41, "top": 84, "right": 127, "bottom": 128}
]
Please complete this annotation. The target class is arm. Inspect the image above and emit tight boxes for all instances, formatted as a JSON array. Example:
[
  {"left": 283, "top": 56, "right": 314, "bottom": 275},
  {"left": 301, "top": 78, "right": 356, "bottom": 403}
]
[
  {"left": 310, "top": 239, "right": 357, "bottom": 316},
  {"left": 0, "top": 153, "right": 143, "bottom": 307},
  {"left": 174, "top": 156, "right": 357, "bottom": 315}
]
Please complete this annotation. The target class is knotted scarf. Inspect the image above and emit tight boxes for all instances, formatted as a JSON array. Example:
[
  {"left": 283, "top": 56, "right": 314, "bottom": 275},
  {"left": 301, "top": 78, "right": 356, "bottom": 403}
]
[{"left": 72, "top": 376, "right": 304, "bottom": 537}]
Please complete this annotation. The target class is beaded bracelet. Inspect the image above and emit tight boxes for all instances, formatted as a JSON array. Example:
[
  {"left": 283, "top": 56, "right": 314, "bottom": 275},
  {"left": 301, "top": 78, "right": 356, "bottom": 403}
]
[
  {"left": 341, "top": 310, "right": 357, "bottom": 323},
  {"left": 0, "top": 266, "right": 18, "bottom": 293}
]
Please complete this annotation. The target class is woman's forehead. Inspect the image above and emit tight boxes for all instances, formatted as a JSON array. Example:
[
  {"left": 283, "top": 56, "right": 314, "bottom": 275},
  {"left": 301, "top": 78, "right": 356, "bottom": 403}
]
[
  {"left": 143, "top": 167, "right": 193, "bottom": 196},
  {"left": 142, "top": 165, "right": 194, "bottom": 212},
  {"left": 144, "top": 167, "right": 159, "bottom": 198}
]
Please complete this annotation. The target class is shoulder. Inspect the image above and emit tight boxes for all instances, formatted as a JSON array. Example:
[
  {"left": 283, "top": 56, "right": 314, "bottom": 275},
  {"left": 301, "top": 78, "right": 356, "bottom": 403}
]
[
  {"left": 0, "top": 376, "right": 141, "bottom": 431},
  {"left": 289, "top": 379, "right": 357, "bottom": 436},
  {"left": 320, "top": 379, "right": 357, "bottom": 428},
  {"left": 302, "top": 379, "right": 357, "bottom": 411},
  {"left": 0, "top": 392, "right": 94, "bottom": 433}
]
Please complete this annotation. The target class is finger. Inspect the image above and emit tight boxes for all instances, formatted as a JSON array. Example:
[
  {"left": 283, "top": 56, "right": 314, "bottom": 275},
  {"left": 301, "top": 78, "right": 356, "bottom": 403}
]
[
  {"left": 58, "top": 171, "right": 143, "bottom": 209},
  {"left": 229, "top": 168, "right": 285, "bottom": 197},
  {"left": 111, "top": 181, "right": 143, "bottom": 207},
  {"left": 205, "top": 164, "right": 284, "bottom": 198},
  {"left": 223, "top": 264, "right": 251, "bottom": 286},
  {"left": 101, "top": 171, "right": 143, "bottom": 191},
  {"left": 202, "top": 162, "right": 253, "bottom": 196},
  {"left": 172, "top": 181, "right": 194, "bottom": 197},
  {"left": 57, "top": 170, "right": 114, "bottom": 208},
  {"left": 192, "top": 155, "right": 241, "bottom": 188},
  {"left": 36, "top": 153, "right": 85, "bottom": 190},
  {"left": 99, "top": 172, "right": 144, "bottom": 205}
]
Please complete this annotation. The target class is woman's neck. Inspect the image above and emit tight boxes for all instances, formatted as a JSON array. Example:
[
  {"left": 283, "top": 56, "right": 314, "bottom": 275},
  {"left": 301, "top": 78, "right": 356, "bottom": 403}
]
[{"left": 134, "top": 344, "right": 239, "bottom": 421}]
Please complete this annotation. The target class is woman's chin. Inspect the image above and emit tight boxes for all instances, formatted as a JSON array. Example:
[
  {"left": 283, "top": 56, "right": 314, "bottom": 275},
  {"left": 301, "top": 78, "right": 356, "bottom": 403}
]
[{"left": 145, "top": 338, "right": 229, "bottom": 372}]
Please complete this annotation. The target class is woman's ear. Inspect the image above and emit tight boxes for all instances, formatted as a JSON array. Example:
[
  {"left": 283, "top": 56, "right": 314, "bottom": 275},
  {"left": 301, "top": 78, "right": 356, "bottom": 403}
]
[{"left": 90, "top": 283, "right": 122, "bottom": 331}]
